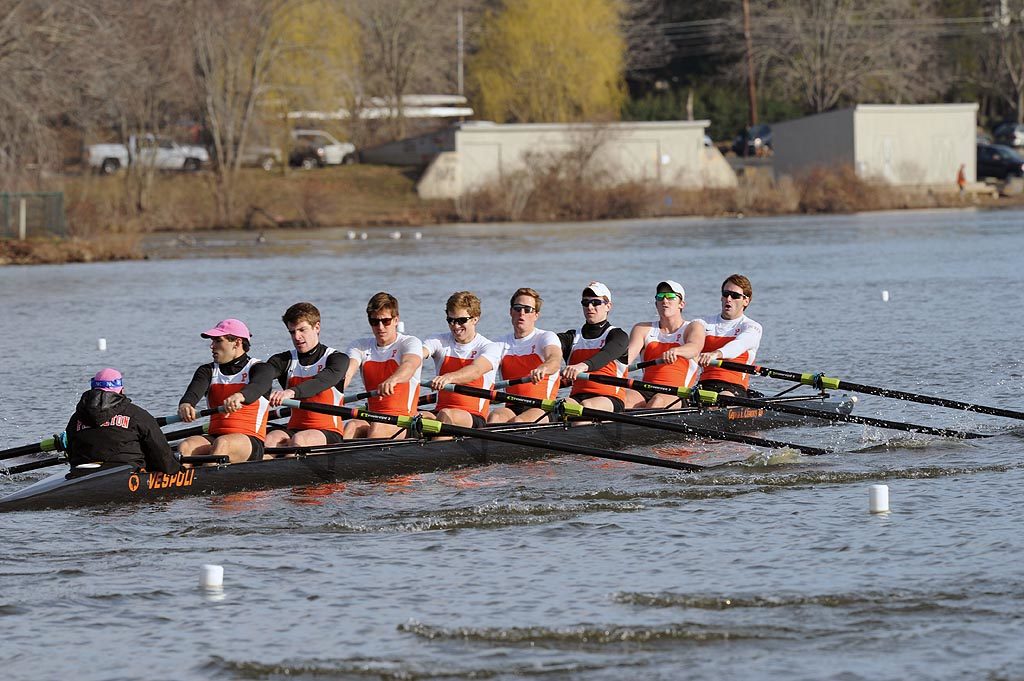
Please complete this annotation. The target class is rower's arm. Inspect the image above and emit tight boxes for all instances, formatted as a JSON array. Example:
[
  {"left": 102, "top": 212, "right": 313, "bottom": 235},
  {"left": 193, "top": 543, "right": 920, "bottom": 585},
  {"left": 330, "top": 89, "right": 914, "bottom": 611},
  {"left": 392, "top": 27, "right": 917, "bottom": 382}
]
[
  {"left": 178, "top": 364, "right": 212, "bottom": 411},
  {"left": 626, "top": 323, "right": 651, "bottom": 365},
  {"left": 581, "top": 327, "right": 629, "bottom": 370},
  {"left": 708, "top": 321, "right": 762, "bottom": 360},
  {"left": 137, "top": 408, "right": 181, "bottom": 475},
  {"left": 238, "top": 362, "right": 276, "bottom": 403},
  {"left": 342, "top": 351, "right": 362, "bottom": 390},
  {"left": 389, "top": 352, "right": 422, "bottom": 384},
  {"left": 676, "top": 322, "right": 707, "bottom": 359},
  {"left": 290, "top": 352, "right": 351, "bottom": 399},
  {"left": 539, "top": 342, "right": 563, "bottom": 377}
]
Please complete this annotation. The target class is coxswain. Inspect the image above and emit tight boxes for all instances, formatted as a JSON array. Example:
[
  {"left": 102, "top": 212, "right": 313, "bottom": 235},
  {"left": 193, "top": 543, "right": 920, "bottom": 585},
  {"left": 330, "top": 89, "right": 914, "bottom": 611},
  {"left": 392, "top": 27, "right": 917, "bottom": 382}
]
[
  {"left": 264, "top": 302, "right": 350, "bottom": 450},
  {"left": 487, "top": 287, "right": 563, "bottom": 424},
  {"left": 421, "top": 291, "right": 502, "bottom": 428},
  {"left": 695, "top": 274, "right": 763, "bottom": 397},
  {"left": 558, "top": 282, "right": 630, "bottom": 413},
  {"left": 177, "top": 319, "right": 274, "bottom": 463},
  {"left": 624, "top": 280, "right": 705, "bottom": 409},
  {"left": 64, "top": 368, "right": 181, "bottom": 474},
  {"left": 343, "top": 292, "right": 423, "bottom": 439}
]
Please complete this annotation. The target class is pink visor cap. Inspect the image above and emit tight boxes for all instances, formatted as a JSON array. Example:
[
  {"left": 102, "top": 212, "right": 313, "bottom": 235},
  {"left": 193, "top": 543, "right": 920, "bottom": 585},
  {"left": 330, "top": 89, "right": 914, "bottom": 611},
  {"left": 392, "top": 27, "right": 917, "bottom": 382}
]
[
  {"left": 91, "top": 368, "right": 124, "bottom": 393},
  {"left": 200, "top": 318, "right": 252, "bottom": 340},
  {"left": 583, "top": 281, "right": 612, "bottom": 301}
]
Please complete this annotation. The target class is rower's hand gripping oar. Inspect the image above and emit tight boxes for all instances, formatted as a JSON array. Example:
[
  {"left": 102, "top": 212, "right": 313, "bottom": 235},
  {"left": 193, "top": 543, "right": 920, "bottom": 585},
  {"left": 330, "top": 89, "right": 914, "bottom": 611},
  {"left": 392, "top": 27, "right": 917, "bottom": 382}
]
[
  {"left": 434, "top": 381, "right": 830, "bottom": 456},
  {"left": 279, "top": 398, "right": 707, "bottom": 472},
  {"left": 714, "top": 359, "right": 1024, "bottom": 421},
  {"left": 581, "top": 368, "right": 990, "bottom": 439}
]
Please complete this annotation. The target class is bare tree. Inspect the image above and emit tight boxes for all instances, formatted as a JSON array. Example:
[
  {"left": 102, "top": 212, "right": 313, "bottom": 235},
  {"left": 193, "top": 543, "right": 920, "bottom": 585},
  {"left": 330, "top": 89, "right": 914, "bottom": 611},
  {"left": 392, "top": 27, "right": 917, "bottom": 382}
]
[
  {"left": 989, "top": 1, "right": 1024, "bottom": 122},
  {"left": 751, "top": 0, "right": 944, "bottom": 113},
  {"left": 621, "top": 0, "right": 673, "bottom": 75}
]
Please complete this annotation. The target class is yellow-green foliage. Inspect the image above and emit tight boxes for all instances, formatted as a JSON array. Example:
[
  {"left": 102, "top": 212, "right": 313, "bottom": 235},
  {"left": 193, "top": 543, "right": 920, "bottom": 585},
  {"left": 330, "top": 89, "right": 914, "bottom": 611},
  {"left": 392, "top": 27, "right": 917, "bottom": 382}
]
[
  {"left": 269, "top": 0, "right": 361, "bottom": 112},
  {"left": 470, "top": 0, "right": 626, "bottom": 123}
]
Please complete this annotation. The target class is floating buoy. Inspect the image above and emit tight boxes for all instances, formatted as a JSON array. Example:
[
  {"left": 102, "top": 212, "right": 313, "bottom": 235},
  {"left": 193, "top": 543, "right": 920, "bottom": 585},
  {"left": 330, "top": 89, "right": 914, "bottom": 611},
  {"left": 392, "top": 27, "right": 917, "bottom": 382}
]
[
  {"left": 360, "top": 232, "right": 368, "bottom": 240},
  {"left": 869, "top": 484, "right": 889, "bottom": 513},
  {"left": 97, "top": 338, "right": 107, "bottom": 351},
  {"left": 881, "top": 290, "right": 890, "bottom": 302},
  {"left": 413, "top": 232, "right": 422, "bottom": 240},
  {"left": 200, "top": 564, "right": 224, "bottom": 589},
  {"left": 347, "top": 230, "right": 356, "bottom": 240},
  {"left": 389, "top": 231, "right": 402, "bottom": 240}
]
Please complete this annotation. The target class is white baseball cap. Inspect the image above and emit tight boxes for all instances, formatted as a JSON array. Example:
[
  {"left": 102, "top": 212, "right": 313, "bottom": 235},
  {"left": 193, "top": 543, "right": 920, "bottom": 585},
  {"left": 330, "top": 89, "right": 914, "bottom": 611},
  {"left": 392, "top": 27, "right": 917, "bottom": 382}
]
[
  {"left": 656, "top": 280, "right": 685, "bottom": 300},
  {"left": 583, "top": 281, "right": 612, "bottom": 301}
]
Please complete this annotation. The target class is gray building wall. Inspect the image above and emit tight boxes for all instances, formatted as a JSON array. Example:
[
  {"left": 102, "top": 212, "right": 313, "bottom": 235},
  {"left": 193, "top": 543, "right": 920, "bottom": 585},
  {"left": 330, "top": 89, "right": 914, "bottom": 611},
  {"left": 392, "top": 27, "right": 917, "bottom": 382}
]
[{"left": 772, "top": 104, "right": 978, "bottom": 186}]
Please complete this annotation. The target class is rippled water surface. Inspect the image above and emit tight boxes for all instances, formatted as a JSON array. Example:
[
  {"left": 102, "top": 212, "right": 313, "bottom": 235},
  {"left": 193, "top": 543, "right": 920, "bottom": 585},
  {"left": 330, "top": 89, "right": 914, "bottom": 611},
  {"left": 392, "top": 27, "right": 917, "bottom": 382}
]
[{"left": 2, "top": 209, "right": 1024, "bottom": 680}]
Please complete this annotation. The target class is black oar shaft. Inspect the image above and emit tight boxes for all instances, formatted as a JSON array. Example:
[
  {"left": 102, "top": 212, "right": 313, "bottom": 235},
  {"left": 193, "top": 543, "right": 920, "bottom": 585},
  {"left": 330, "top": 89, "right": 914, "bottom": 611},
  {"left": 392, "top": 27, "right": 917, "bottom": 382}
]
[
  {"left": 281, "top": 399, "right": 706, "bottom": 472},
  {"left": 0, "top": 437, "right": 58, "bottom": 462},
  {"left": 2, "top": 457, "right": 64, "bottom": 475},
  {"left": 442, "top": 383, "right": 830, "bottom": 456},
  {"left": 717, "top": 360, "right": 1024, "bottom": 421},
  {"left": 584, "top": 373, "right": 987, "bottom": 439}
]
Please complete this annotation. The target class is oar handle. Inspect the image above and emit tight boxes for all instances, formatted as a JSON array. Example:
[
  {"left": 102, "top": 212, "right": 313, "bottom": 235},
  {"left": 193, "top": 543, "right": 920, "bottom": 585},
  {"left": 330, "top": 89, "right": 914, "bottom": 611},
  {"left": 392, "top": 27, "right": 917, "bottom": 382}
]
[
  {"left": 628, "top": 358, "right": 667, "bottom": 372},
  {"left": 2, "top": 456, "right": 66, "bottom": 475},
  {"left": 494, "top": 376, "right": 534, "bottom": 389},
  {"left": 157, "top": 407, "right": 223, "bottom": 427}
]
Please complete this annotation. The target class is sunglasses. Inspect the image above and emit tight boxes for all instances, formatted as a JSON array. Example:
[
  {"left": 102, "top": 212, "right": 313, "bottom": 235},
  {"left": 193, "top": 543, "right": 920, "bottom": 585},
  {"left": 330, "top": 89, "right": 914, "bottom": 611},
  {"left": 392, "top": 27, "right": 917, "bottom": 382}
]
[
  {"left": 721, "top": 290, "right": 747, "bottom": 300},
  {"left": 446, "top": 316, "right": 472, "bottom": 325},
  {"left": 581, "top": 298, "right": 606, "bottom": 308},
  {"left": 655, "top": 292, "right": 680, "bottom": 300},
  {"left": 510, "top": 304, "right": 536, "bottom": 313},
  {"left": 368, "top": 317, "right": 394, "bottom": 327}
]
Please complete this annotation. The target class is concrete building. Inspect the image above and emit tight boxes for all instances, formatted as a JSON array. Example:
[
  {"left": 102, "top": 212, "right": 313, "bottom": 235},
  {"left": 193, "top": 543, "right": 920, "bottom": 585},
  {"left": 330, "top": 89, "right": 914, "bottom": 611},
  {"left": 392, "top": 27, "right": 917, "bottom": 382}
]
[
  {"left": 416, "top": 120, "right": 737, "bottom": 199},
  {"left": 772, "top": 104, "right": 978, "bottom": 187}
]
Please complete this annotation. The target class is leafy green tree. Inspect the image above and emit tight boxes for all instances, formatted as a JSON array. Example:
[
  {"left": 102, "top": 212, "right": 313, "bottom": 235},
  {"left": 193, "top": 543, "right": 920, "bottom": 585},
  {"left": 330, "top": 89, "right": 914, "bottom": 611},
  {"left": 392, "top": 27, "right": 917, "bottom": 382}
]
[{"left": 470, "top": 0, "right": 627, "bottom": 122}]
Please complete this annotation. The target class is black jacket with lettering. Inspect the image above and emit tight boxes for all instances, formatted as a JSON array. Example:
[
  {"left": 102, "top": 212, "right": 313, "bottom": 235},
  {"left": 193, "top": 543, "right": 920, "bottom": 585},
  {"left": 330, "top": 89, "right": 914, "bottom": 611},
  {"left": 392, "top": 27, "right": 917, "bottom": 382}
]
[{"left": 64, "top": 390, "right": 181, "bottom": 474}]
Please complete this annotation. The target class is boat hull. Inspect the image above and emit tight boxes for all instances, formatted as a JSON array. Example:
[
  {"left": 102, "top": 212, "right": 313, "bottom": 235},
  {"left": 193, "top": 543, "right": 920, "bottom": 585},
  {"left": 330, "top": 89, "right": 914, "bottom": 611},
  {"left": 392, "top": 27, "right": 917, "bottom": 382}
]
[{"left": 0, "top": 394, "right": 852, "bottom": 512}]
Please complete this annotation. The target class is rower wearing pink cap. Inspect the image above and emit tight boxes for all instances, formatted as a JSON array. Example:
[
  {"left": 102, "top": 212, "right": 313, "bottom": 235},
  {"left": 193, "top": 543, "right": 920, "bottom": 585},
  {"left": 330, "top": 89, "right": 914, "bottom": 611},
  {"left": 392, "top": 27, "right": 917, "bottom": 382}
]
[
  {"left": 176, "top": 318, "right": 275, "bottom": 463},
  {"left": 624, "top": 280, "right": 706, "bottom": 409},
  {"left": 63, "top": 368, "right": 180, "bottom": 473},
  {"left": 558, "top": 281, "right": 630, "bottom": 413}
]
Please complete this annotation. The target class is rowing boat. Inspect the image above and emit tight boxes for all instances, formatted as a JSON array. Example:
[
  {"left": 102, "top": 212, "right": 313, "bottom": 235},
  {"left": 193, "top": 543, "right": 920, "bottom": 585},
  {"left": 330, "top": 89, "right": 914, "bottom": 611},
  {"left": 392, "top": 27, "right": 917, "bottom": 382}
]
[{"left": 0, "top": 392, "right": 853, "bottom": 512}]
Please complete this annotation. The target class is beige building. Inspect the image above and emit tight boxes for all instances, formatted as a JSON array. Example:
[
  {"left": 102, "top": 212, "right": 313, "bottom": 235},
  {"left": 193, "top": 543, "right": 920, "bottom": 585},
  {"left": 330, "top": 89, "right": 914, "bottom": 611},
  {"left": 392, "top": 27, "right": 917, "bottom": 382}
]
[
  {"left": 772, "top": 104, "right": 978, "bottom": 187},
  {"left": 417, "top": 120, "right": 737, "bottom": 199}
]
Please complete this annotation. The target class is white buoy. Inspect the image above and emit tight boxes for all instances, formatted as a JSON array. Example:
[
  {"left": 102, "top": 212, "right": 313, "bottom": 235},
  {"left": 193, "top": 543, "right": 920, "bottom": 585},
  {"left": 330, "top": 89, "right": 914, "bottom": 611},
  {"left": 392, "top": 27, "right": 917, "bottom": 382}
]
[
  {"left": 347, "top": 230, "right": 356, "bottom": 240},
  {"left": 869, "top": 484, "right": 889, "bottom": 513},
  {"left": 200, "top": 564, "right": 224, "bottom": 589},
  {"left": 97, "top": 338, "right": 107, "bottom": 351},
  {"left": 881, "top": 290, "right": 890, "bottom": 302},
  {"left": 360, "top": 232, "right": 368, "bottom": 240},
  {"left": 413, "top": 231, "right": 422, "bottom": 240},
  {"left": 389, "top": 231, "right": 402, "bottom": 239}
]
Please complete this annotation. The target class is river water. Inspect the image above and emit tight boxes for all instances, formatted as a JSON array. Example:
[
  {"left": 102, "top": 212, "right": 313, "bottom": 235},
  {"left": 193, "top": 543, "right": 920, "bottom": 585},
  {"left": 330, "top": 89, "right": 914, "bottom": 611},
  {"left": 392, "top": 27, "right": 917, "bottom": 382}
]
[{"left": 1, "top": 209, "right": 1023, "bottom": 680}]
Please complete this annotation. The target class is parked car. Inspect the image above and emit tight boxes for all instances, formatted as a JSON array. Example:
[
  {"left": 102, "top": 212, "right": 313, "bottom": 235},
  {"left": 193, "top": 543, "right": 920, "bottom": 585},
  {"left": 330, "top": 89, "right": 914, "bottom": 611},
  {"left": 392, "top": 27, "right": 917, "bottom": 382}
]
[
  {"left": 993, "top": 122, "right": 1024, "bottom": 148},
  {"left": 731, "top": 124, "right": 772, "bottom": 157},
  {"left": 238, "top": 145, "right": 282, "bottom": 171},
  {"left": 977, "top": 143, "right": 1024, "bottom": 180},
  {"left": 288, "top": 129, "right": 357, "bottom": 169},
  {"left": 85, "top": 134, "right": 209, "bottom": 174}
]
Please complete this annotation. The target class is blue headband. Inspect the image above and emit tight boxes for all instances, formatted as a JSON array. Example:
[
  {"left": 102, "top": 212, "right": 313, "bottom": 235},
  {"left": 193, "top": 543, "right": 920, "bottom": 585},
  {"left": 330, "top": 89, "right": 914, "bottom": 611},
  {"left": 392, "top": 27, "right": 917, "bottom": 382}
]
[{"left": 91, "top": 378, "right": 123, "bottom": 390}]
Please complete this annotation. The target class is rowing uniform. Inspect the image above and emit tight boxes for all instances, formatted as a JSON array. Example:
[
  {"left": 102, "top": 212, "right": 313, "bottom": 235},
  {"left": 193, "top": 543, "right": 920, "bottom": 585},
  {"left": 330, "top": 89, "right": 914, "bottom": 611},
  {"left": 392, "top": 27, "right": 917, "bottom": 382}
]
[
  {"left": 493, "top": 328, "right": 561, "bottom": 403},
  {"left": 264, "top": 344, "right": 350, "bottom": 442},
  {"left": 639, "top": 320, "right": 700, "bottom": 388},
  {"left": 347, "top": 333, "right": 423, "bottom": 416},
  {"left": 178, "top": 354, "right": 273, "bottom": 460},
  {"left": 423, "top": 332, "right": 502, "bottom": 424},
  {"left": 695, "top": 313, "right": 762, "bottom": 394},
  {"left": 561, "top": 322, "right": 629, "bottom": 409}
]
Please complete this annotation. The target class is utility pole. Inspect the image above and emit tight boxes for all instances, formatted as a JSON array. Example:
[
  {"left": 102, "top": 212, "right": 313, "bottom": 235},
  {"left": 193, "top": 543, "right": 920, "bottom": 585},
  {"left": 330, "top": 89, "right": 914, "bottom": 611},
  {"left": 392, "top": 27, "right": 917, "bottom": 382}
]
[
  {"left": 743, "top": 0, "right": 758, "bottom": 127},
  {"left": 457, "top": 6, "right": 465, "bottom": 96}
]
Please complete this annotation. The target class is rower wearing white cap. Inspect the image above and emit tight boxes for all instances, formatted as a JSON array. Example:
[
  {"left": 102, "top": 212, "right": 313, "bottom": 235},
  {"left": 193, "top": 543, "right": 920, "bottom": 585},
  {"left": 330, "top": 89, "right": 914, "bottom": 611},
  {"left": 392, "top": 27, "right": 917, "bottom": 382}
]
[
  {"left": 695, "top": 274, "right": 763, "bottom": 397},
  {"left": 559, "top": 281, "right": 630, "bottom": 413},
  {"left": 624, "top": 280, "right": 706, "bottom": 409},
  {"left": 63, "top": 368, "right": 181, "bottom": 473},
  {"left": 177, "top": 318, "right": 274, "bottom": 463}
]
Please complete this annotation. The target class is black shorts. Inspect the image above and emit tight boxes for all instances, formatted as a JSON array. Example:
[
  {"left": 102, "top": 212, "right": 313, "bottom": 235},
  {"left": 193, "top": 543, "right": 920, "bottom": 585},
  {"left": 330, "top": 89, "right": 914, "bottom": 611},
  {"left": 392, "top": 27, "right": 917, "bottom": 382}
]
[
  {"left": 697, "top": 380, "right": 748, "bottom": 398},
  {"left": 572, "top": 392, "right": 625, "bottom": 412},
  {"left": 201, "top": 433, "right": 266, "bottom": 461},
  {"left": 275, "top": 428, "right": 344, "bottom": 444}
]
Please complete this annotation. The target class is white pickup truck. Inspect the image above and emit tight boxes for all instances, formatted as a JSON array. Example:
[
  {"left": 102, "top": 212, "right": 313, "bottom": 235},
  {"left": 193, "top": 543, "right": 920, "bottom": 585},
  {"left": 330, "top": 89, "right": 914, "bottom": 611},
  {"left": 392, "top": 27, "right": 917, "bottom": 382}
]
[{"left": 85, "top": 134, "right": 210, "bottom": 174}]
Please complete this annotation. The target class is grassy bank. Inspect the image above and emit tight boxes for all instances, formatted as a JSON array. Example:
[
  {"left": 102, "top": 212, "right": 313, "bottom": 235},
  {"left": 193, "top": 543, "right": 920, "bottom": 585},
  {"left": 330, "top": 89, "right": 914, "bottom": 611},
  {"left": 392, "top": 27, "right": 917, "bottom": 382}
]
[{"left": 1, "top": 163, "right": 1014, "bottom": 265}]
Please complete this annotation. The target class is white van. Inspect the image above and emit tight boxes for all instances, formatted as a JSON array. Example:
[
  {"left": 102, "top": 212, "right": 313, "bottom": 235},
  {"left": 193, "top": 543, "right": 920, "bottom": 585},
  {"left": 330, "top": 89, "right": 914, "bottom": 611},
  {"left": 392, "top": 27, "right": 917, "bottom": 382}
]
[{"left": 289, "top": 129, "right": 356, "bottom": 168}]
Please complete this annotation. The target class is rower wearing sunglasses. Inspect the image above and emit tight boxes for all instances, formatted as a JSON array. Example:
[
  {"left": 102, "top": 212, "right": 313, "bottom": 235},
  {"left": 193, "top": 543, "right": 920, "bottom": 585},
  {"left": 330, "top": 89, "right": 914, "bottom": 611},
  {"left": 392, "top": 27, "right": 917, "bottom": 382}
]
[
  {"left": 487, "top": 287, "right": 563, "bottom": 424},
  {"left": 695, "top": 274, "right": 762, "bottom": 397},
  {"left": 559, "top": 282, "right": 630, "bottom": 413},
  {"left": 343, "top": 292, "right": 423, "bottom": 439},
  {"left": 623, "top": 280, "right": 706, "bottom": 409},
  {"left": 421, "top": 291, "right": 502, "bottom": 428}
]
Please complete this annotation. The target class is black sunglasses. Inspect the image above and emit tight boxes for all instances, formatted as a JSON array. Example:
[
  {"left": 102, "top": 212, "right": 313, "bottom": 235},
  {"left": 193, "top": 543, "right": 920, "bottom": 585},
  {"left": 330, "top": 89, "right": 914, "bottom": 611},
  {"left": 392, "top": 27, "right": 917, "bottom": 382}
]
[
  {"left": 510, "top": 304, "right": 536, "bottom": 313},
  {"left": 721, "top": 290, "right": 747, "bottom": 300},
  {"left": 368, "top": 317, "right": 394, "bottom": 327},
  {"left": 581, "top": 298, "right": 606, "bottom": 307},
  {"left": 446, "top": 316, "right": 472, "bottom": 325}
]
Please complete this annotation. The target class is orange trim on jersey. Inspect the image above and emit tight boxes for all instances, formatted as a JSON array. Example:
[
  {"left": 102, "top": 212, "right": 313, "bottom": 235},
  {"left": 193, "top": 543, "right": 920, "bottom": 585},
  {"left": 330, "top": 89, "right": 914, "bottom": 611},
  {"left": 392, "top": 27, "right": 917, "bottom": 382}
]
[
  {"left": 642, "top": 340, "right": 698, "bottom": 388},
  {"left": 435, "top": 356, "right": 490, "bottom": 418},
  {"left": 699, "top": 336, "right": 752, "bottom": 388},
  {"left": 569, "top": 347, "right": 623, "bottom": 398},
  {"left": 208, "top": 383, "right": 269, "bottom": 440}
]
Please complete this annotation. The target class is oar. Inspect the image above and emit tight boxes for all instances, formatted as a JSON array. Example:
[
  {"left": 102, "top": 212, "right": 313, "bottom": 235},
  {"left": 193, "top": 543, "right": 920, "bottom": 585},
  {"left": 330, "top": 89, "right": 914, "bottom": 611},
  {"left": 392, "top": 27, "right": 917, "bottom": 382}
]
[
  {"left": 279, "top": 398, "right": 708, "bottom": 472},
  {"left": 2, "top": 457, "right": 65, "bottom": 475},
  {"left": 156, "top": 407, "right": 221, "bottom": 427},
  {"left": 714, "top": 359, "right": 1024, "bottom": 421},
  {"left": 493, "top": 376, "right": 538, "bottom": 390},
  {"left": 433, "top": 382, "right": 830, "bottom": 456},
  {"left": 578, "top": 371, "right": 990, "bottom": 439}
]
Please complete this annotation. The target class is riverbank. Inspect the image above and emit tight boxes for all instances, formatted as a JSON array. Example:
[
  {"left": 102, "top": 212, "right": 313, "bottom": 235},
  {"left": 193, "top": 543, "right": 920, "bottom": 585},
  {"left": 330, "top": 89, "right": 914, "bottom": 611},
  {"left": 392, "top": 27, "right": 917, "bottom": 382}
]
[{"left": 4, "top": 164, "right": 1021, "bottom": 264}]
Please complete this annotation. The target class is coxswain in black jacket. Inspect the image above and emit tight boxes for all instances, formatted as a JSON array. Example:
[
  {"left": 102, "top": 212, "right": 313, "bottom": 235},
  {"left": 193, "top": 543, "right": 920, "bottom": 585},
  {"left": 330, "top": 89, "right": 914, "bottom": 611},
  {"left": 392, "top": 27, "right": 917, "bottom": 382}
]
[{"left": 64, "top": 389, "right": 181, "bottom": 474}]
